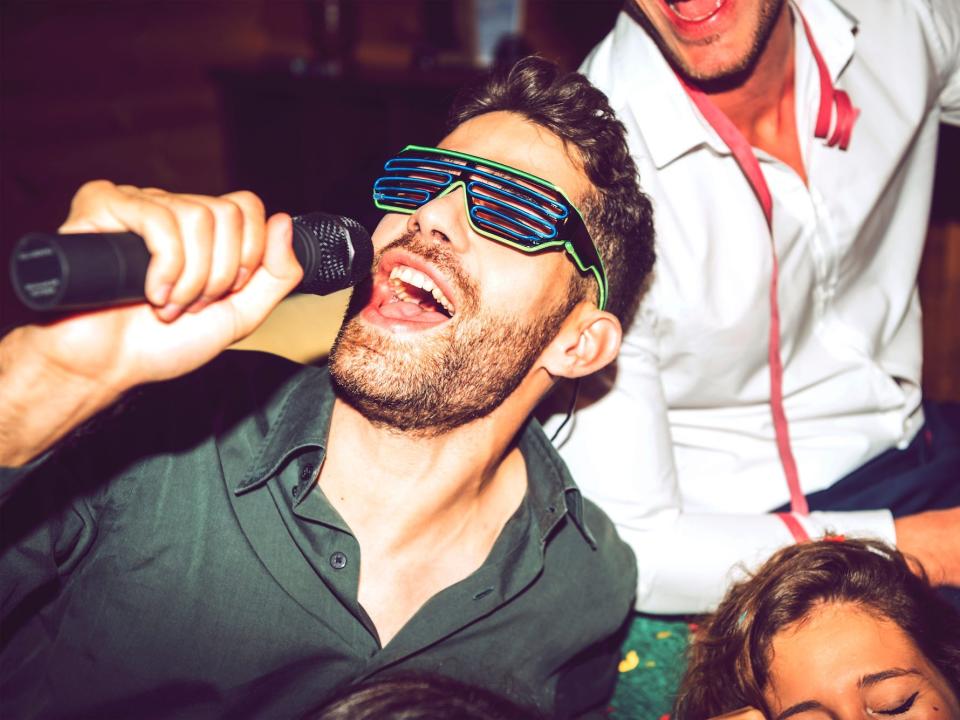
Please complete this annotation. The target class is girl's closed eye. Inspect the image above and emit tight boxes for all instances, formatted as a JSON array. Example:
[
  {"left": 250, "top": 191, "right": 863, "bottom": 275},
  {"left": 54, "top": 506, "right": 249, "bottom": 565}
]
[{"left": 870, "top": 691, "right": 919, "bottom": 716}]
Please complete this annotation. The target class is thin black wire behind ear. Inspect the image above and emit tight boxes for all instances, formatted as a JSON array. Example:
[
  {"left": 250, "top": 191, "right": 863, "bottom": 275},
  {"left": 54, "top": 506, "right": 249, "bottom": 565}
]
[{"left": 549, "top": 379, "right": 581, "bottom": 444}]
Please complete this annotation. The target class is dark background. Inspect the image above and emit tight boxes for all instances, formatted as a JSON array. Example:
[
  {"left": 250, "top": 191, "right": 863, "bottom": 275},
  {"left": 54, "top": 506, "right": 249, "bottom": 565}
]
[{"left": 1, "top": 0, "right": 957, "bottom": 397}]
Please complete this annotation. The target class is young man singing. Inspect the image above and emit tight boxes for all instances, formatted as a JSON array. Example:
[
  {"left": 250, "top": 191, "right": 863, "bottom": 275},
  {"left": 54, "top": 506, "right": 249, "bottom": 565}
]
[{"left": 0, "top": 58, "right": 654, "bottom": 718}]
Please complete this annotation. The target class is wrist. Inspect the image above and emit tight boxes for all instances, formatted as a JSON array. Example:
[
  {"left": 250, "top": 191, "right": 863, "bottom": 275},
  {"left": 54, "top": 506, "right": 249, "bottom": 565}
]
[
  {"left": 893, "top": 513, "right": 946, "bottom": 585},
  {"left": 0, "top": 328, "right": 123, "bottom": 466}
]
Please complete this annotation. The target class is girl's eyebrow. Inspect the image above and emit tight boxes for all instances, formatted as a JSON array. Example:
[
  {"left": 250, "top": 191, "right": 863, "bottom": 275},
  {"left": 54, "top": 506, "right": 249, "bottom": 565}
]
[
  {"left": 776, "top": 700, "right": 828, "bottom": 720},
  {"left": 860, "top": 668, "right": 921, "bottom": 688}
]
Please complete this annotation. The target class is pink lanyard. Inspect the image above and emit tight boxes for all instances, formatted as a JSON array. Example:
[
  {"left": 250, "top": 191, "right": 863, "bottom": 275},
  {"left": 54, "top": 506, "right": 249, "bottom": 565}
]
[{"left": 675, "top": 9, "right": 858, "bottom": 542}]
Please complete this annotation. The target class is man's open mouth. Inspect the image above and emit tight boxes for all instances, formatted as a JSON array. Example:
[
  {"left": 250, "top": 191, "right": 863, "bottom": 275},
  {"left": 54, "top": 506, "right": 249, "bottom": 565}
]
[
  {"left": 388, "top": 265, "right": 455, "bottom": 318},
  {"left": 362, "top": 252, "right": 459, "bottom": 331},
  {"left": 665, "top": 0, "right": 725, "bottom": 23}
]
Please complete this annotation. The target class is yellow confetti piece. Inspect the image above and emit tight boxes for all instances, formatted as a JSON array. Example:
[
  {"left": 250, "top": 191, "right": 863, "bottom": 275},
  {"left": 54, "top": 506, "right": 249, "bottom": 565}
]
[
  {"left": 645, "top": 660, "right": 657, "bottom": 668},
  {"left": 656, "top": 630, "right": 672, "bottom": 640},
  {"left": 618, "top": 650, "right": 639, "bottom": 673}
]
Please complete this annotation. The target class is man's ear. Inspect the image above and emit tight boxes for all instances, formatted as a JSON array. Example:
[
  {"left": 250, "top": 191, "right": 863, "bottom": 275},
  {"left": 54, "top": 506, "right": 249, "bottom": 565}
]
[{"left": 542, "top": 302, "right": 622, "bottom": 380}]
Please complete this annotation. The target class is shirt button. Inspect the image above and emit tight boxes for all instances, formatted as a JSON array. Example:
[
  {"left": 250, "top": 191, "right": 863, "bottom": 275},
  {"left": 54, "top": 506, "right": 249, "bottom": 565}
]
[
  {"left": 330, "top": 551, "right": 348, "bottom": 570},
  {"left": 300, "top": 463, "right": 315, "bottom": 481},
  {"left": 291, "top": 485, "right": 301, "bottom": 498}
]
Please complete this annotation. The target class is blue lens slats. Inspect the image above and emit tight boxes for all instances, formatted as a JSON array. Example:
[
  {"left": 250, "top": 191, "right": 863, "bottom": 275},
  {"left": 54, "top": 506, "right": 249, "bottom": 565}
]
[
  {"left": 470, "top": 205, "right": 557, "bottom": 245},
  {"left": 467, "top": 181, "right": 561, "bottom": 232},
  {"left": 377, "top": 152, "right": 570, "bottom": 244}
]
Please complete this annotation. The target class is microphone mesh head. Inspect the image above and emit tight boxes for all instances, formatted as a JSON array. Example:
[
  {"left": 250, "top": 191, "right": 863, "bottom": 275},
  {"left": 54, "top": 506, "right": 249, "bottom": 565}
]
[{"left": 292, "top": 212, "right": 372, "bottom": 295}]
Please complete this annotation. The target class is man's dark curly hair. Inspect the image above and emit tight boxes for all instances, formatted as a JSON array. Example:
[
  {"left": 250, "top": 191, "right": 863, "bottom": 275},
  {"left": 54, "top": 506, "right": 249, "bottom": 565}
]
[
  {"left": 673, "top": 539, "right": 960, "bottom": 720},
  {"left": 447, "top": 56, "right": 655, "bottom": 325}
]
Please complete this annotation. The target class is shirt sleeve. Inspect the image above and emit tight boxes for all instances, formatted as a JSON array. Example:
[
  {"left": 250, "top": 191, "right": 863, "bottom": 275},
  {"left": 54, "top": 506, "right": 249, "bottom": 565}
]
[
  {"left": 623, "top": 509, "right": 895, "bottom": 614},
  {"left": 546, "top": 306, "right": 897, "bottom": 614},
  {"left": 1, "top": 448, "right": 100, "bottom": 619},
  {"left": 0, "top": 452, "right": 53, "bottom": 502}
]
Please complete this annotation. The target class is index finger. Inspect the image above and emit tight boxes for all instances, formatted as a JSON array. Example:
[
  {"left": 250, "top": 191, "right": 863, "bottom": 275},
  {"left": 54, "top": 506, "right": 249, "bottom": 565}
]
[{"left": 60, "top": 181, "right": 185, "bottom": 307}]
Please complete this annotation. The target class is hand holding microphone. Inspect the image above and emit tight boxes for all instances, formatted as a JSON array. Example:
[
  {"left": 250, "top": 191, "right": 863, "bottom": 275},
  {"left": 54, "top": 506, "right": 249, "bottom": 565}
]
[
  {"left": 10, "top": 179, "right": 373, "bottom": 377},
  {"left": 0, "top": 181, "right": 373, "bottom": 467},
  {"left": 11, "top": 192, "right": 372, "bottom": 316}
]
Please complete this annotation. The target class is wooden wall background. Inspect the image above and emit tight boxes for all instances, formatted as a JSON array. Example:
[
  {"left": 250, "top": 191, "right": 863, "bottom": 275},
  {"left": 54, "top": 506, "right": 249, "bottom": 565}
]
[{"left": 2, "top": 0, "right": 957, "bottom": 400}]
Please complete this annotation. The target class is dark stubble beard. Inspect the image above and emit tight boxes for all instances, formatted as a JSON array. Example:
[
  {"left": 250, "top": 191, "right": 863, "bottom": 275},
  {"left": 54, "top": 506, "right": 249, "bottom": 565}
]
[
  {"left": 328, "top": 233, "right": 577, "bottom": 438},
  {"left": 630, "top": 0, "right": 785, "bottom": 91}
]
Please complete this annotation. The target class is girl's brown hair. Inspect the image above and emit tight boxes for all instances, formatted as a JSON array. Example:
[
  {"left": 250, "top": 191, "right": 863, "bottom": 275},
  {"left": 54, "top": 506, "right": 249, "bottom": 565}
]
[{"left": 673, "top": 539, "right": 960, "bottom": 719}]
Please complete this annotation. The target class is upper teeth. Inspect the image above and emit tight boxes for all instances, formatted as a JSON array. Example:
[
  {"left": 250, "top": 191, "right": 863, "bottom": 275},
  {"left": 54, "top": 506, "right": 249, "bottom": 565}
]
[
  {"left": 389, "top": 265, "right": 455, "bottom": 315},
  {"left": 668, "top": 0, "right": 723, "bottom": 21}
]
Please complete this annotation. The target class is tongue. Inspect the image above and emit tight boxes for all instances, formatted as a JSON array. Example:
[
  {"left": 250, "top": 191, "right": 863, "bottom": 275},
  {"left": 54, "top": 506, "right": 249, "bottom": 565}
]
[
  {"left": 379, "top": 300, "right": 449, "bottom": 323},
  {"left": 669, "top": 0, "right": 720, "bottom": 21}
]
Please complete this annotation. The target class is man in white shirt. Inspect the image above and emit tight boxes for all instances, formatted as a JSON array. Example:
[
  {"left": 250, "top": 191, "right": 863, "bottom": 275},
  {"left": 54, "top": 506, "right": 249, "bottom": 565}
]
[{"left": 547, "top": 0, "right": 960, "bottom": 613}]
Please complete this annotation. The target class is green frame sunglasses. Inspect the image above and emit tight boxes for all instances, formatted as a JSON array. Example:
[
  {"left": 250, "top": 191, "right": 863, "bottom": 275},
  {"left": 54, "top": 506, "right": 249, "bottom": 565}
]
[{"left": 372, "top": 144, "right": 608, "bottom": 311}]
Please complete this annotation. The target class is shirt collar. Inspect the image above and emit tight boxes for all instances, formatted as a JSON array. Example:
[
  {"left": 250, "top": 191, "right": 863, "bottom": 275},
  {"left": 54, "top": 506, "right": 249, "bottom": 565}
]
[
  {"left": 231, "top": 364, "right": 596, "bottom": 549},
  {"left": 516, "top": 417, "right": 597, "bottom": 550},
  {"left": 793, "top": 0, "right": 858, "bottom": 80},
  {"left": 233, "top": 364, "right": 333, "bottom": 494},
  {"left": 603, "top": 0, "right": 857, "bottom": 170}
]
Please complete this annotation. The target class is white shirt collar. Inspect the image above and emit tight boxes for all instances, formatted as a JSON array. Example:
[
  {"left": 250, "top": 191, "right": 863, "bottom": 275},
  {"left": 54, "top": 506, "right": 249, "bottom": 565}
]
[{"left": 602, "top": 0, "right": 859, "bottom": 170}]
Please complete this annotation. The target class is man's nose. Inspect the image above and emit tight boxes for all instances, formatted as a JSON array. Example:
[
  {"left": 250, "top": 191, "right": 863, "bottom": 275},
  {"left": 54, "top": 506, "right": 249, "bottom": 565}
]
[{"left": 405, "top": 187, "right": 471, "bottom": 254}]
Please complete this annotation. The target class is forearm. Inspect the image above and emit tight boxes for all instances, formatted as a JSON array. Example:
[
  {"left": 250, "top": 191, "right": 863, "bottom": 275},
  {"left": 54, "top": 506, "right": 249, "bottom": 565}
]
[
  {"left": 629, "top": 509, "right": 895, "bottom": 614},
  {"left": 0, "top": 327, "right": 124, "bottom": 467},
  {"left": 0, "top": 182, "right": 299, "bottom": 467},
  {"left": 893, "top": 508, "right": 960, "bottom": 586}
]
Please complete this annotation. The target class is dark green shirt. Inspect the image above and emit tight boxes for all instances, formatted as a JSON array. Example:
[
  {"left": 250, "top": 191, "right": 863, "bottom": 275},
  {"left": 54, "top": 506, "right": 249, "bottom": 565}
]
[{"left": 1, "top": 351, "right": 636, "bottom": 719}]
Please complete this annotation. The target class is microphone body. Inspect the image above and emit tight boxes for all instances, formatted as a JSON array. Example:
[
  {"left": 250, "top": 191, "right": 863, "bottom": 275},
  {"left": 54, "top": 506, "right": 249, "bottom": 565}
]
[{"left": 9, "top": 212, "right": 373, "bottom": 312}]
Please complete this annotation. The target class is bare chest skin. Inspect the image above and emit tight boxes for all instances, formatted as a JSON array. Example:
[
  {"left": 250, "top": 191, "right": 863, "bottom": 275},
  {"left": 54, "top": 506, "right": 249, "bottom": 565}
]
[
  {"left": 711, "top": 6, "right": 808, "bottom": 185},
  {"left": 744, "top": 71, "right": 807, "bottom": 185},
  {"left": 320, "top": 445, "right": 528, "bottom": 647},
  {"left": 747, "top": 77, "right": 807, "bottom": 185}
]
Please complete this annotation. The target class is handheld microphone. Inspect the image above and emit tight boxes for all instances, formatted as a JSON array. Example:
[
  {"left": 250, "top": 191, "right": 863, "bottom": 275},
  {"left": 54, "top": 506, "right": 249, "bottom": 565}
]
[{"left": 9, "top": 212, "right": 374, "bottom": 312}]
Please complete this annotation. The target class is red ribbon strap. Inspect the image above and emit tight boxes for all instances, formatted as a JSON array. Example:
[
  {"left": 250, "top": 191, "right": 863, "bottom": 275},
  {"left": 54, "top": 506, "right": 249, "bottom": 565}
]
[
  {"left": 797, "top": 9, "right": 859, "bottom": 149},
  {"left": 672, "top": 7, "right": 857, "bottom": 529}
]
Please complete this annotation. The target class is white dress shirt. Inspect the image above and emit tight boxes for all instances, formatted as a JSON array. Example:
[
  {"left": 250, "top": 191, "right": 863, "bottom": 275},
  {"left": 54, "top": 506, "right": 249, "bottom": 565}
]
[{"left": 550, "top": 0, "right": 960, "bottom": 613}]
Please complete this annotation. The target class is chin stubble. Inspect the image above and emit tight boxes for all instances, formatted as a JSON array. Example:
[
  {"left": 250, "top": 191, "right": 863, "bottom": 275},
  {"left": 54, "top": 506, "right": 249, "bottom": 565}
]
[
  {"left": 630, "top": 0, "right": 786, "bottom": 90},
  {"left": 328, "top": 237, "right": 576, "bottom": 437}
]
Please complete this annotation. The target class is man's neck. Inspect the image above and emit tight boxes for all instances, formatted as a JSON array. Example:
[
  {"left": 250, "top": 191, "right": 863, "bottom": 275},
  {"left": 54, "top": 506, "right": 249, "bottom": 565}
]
[
  {"left": 319, "top": 394, "right": 533, "bottom": 645},
  {"left": 705, "top": 5, "right": 807, "bottom": 182},
  {"left": 321, "top": 396, "right": 527, "bottom": 546}
]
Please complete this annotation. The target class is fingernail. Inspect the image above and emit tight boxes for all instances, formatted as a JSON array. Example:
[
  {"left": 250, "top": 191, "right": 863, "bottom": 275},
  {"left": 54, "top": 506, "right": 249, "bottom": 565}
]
[
  {"left": 158, "top": 303, "right": 182, "bottom": 322},
  {"left": 232, "top": 267, "right": 250, "bottom": 291},
  {"left": 153, "top": 283, "right": 173, "bottom": 307}
]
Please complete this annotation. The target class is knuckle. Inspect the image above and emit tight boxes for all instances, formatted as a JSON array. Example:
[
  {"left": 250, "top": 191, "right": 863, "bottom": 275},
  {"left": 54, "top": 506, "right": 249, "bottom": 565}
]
[
  {"left": 179, "top": 201, "right": 216, "bottom": 233},
  {"left": 216, "top": 198, "right": 245, "bottom": 230},
  {"left": 71, "top": 179, "right": 115, "bottom": 208},
  {"left": 228, "top": 190, "right": 265, "bottom": 217},
  {"left": 78, "top": 178, "right": 114, "bottom": 195},
  {"left": 145, "top": 205, "right": 179, "bottom": 236},
  {"left": 143, "top": 215, "right": 183, "bottom": 260}
]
